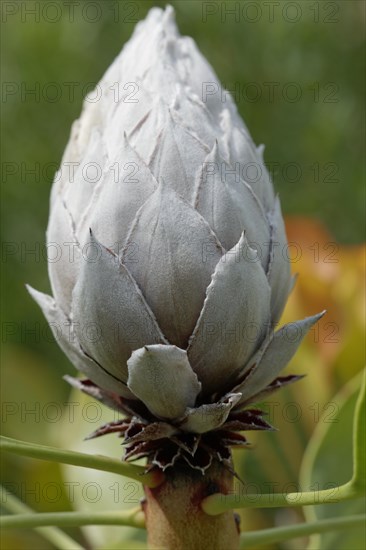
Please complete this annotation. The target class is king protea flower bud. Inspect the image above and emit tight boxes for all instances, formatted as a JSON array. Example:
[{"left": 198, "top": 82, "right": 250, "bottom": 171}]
[{"left": 28, "top": 6, "right": 324, "bottom": 473}]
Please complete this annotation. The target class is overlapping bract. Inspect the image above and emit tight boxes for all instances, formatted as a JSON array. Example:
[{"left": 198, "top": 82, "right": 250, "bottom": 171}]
[{"left": 28, "top": 7, "right": 323, "bottom": 471}]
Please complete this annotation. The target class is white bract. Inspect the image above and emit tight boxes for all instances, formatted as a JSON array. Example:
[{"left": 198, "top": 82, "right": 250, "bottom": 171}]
[{"left": 28, "top": 7, "right": 323, "bottom": 465}]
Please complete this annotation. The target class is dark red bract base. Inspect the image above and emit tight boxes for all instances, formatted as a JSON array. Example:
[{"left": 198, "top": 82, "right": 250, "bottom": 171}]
[{"left": 65, "top": 374, "right": 301, "bottom": 474}]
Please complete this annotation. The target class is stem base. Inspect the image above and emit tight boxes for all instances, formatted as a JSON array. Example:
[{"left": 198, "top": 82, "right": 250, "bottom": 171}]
[{"left": 143, "top": 461, "right": 240, "bottom": 550}]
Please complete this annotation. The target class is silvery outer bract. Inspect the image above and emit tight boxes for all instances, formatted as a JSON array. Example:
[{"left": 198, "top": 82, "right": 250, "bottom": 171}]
[{"left": 28, "top": 6, "right": 324, "bottom": 473}]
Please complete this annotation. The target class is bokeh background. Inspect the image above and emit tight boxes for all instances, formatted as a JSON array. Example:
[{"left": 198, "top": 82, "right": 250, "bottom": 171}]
[{"left": 1, "top": 1, "right": 365, "bottom": 548}]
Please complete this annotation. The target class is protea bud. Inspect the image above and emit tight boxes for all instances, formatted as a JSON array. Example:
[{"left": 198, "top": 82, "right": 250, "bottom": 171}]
[{"left": 28, "top": 6, "right": 323, "bottom": 476}]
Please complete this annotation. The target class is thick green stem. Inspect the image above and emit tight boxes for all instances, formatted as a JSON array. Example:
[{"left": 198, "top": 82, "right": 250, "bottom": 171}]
[
  {"left": 0, "top": 509, "right": 145, "bottom": 530},
  {"left": 239, "top": 514, "right": 366, "bottom": 548},
  {"left": 0, "top": 435, "right": 163, "bottom": 488},
  {"left": 201, "top": 480, "right": 362, "bottom": 514},
  {"left": 143, "top": 461, "right": 240, "bottom": 550}
]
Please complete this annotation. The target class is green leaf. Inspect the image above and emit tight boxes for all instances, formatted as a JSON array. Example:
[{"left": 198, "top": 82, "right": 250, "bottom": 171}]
[
  {"left": 352, "top": 371, "right": 366, "bottom": 490},
  {"left": 300, "top": 370, "right": 366, "bottom": 550}
]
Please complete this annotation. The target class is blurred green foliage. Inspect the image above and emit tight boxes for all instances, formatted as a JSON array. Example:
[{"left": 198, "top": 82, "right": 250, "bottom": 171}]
[{"left": 1, "top": 1, "right": 365, "bottom": 549}]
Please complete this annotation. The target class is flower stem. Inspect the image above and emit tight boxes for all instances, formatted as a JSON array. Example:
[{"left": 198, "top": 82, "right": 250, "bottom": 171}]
[
  {"left": 143, "top": 461, "right": 240, "bottom": 550},
  {"left": 201, "top": 480, "right": 362, "bottom": 514},
  {"left": 239, "top": 514, "right": 366, "bottom": 548},
  {"left": 0, "top": 486, "right": 84, "bottom": 549},
  {"left": 1, "top": 508, "right": 145, "bottom": 530},
  {"left": 0, "top": 435, "right": 163, "bottom": 488}
]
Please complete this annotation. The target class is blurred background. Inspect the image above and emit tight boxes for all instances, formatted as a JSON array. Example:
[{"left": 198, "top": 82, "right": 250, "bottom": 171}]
[{"left": 1, "top": 1, "right": 365, "bottom": 548}]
